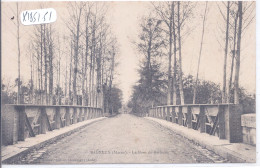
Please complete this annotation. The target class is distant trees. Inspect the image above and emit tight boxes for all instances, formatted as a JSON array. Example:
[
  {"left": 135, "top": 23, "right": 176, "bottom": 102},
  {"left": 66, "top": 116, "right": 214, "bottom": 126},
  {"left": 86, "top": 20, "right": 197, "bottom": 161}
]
[{"left": 108, "top": 86, "right": 123, "bottom": 114}]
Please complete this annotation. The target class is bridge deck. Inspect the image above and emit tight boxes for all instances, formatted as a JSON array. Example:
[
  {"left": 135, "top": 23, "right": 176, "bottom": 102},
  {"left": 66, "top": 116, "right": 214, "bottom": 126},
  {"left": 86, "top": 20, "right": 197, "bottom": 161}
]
[{"left": 5, "top": 114, "right": 229, "bottom": 164}]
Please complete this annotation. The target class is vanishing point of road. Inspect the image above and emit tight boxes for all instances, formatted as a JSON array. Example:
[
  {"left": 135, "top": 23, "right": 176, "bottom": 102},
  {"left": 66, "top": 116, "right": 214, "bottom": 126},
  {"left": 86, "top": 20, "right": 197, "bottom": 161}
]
[{"left": 17, "top": 114, "right": 228, "bottom": 164}]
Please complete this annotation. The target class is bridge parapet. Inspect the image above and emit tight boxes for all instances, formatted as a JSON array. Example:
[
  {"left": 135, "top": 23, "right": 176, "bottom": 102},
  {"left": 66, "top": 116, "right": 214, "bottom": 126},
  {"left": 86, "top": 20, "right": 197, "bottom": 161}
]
[
  {"left": 2, "top": 104, "right": 103, "bottom": 146},
  {"left": 149, "top": 104, "right": 243, "bottom": 143}
]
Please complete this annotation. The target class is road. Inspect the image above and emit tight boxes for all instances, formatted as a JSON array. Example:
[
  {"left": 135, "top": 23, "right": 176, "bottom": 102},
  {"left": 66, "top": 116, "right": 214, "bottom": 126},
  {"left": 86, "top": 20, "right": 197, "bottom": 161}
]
[{"left": 17, "top": 114, "right": 228, "bottom": 164}]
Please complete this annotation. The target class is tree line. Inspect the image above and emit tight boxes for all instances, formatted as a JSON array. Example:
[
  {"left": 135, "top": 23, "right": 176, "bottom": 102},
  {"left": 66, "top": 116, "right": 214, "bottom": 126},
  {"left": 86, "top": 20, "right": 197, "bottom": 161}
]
[
  {"left": 128, "top": 1, "right": 255, "bottom": 115},
  {"left": 2, "top": 2, "right": 122, "bottom": 114}
]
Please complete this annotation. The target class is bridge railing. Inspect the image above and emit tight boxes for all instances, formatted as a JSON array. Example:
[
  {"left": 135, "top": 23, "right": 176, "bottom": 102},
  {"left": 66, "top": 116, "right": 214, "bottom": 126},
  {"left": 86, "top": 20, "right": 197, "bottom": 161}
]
[
  {"left": 2, "top": 104, "right": 103, "bottom": 146},
  {"left": 148, "top": 104, "right": 243, "bottom": 143}
]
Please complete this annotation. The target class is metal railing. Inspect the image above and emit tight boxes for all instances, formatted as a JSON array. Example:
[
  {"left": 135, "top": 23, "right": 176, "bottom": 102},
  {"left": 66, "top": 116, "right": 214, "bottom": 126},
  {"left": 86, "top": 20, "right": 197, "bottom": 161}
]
[
  {"left": 2, "top": 104, "right": 103, "bottom": 146},
  {"left": 148, "top": 104, "right": 243, "bottom": 143}
]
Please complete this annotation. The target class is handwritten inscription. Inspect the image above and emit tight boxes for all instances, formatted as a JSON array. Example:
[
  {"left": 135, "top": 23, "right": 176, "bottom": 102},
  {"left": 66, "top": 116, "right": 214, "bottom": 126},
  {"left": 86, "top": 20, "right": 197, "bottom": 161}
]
[{"left": 20, "top": 8, "right": 57, "bottom": 25}]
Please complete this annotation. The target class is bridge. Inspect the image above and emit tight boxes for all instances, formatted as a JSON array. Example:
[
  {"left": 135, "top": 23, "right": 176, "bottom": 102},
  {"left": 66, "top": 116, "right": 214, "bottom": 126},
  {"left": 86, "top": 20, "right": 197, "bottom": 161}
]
[{"left": 1, "top": 104, "right": 256, "bottom": 164}]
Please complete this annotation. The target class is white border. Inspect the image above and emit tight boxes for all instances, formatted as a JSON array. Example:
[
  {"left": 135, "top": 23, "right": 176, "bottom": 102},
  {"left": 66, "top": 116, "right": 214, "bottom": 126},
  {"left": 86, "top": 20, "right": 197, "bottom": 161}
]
[{"left": 1, "top": 0, "right": 259, "bottom": 168}]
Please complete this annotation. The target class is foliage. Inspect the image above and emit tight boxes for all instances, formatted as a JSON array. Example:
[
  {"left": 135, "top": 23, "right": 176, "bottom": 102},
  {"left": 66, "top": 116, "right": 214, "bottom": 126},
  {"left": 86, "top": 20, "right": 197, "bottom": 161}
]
[{"left": 108, "top": 86, "right": 123, "bottom": 114}]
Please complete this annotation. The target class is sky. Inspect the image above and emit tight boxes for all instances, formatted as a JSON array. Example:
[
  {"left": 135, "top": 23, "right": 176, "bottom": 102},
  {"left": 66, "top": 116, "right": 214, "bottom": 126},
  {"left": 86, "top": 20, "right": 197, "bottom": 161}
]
[{"left": 2, "top": 1, "right": 256, "bottom": 103}]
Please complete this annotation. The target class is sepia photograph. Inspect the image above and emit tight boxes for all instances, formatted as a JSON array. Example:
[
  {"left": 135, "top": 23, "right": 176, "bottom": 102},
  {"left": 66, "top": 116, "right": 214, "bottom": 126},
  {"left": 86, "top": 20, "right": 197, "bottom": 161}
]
[{"left": 1, "top": 0, "right": 257, "bottom": 166}]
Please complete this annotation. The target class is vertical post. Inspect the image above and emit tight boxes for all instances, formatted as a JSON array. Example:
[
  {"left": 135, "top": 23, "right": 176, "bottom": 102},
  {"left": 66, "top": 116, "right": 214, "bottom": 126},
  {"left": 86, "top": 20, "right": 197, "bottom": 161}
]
[
  {"left": 160, "top": 107, "right": 163, "bottom": 119},
  {"left": 187, "top": 106, "right": 192, "bottom": 128},
  {"left": 18, "top": 106, "right": 26, "bottom": 141},
  {"left": 87, "top": 107, "right": 90, "bottom": 119},
  {"left": 199, "top": 105, "right": 206, "bottom": 133},
  {"left": 218, "top": 105, "right": 225, "bottom": 139},
  {"left": 78, "top": 108, "right": 82, "bottom": 122},
  {"left": 172, "top": 107, "right": 176, "bottom": 123},
  {"left": 40, "top": 107, "right": 47, "bottom": 134},
  {"left": 228, "top": 104, "right": 242, "bottom": 143},
  {"left": 166, "top": 107, "right": 169, "bottom": 121},
  {"left": 90, "top": 108, "right": 93, "bottom": 119},
  {"left": 65, "top": 107, "right": 70, "bottom": 126},
  {"left": 73, "top": 107, "right": 77, "bottom": 124},
  {"left": 83, "top": 108, "right": 87, "bottom": 121},
  {"left": 55, "top": 107, "right": 61, "bottom": 129},
  {"left": 163, "top": 106, "right": 167, "bottom": 120},
  {"left": 178, "top": 106, "right": 183, "bottom": 125}
]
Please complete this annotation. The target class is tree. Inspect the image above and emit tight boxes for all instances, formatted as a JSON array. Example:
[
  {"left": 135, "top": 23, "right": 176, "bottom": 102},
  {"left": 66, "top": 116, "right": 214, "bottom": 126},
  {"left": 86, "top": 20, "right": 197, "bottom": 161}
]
[
  {"left": 152, "top": 2, "right": 175, "bottom": 105},
  {"left": 217, "top": 1, "right": 255, "bottom": 104},
  {"left": 234, "top": 1, "right": 242, "bottom": 104},
  {"left": 66, "top": 2, "right": 86, "bottom": 105},
  {"left": 129, "top": 14, "right": 166, "bottom": 115},
  {"left": 193, "top": 1, "right": 208, "bottom": 104}
]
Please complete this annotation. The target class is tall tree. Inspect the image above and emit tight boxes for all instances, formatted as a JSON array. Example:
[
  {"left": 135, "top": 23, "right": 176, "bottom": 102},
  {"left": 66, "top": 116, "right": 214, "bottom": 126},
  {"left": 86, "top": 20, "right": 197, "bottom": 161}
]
[
  {"left": 234, "top": 1, "right": 243, "bottom": 104},
  {"left": 222, "top": 1, "right": 230, "bottom": 103},
  {"left": 152, "top": 2, "right": 175, "bottom": 105},
  {"left": 16, "top": 2, "right": 21, "bottom": 104},
  {"left": 177, "top": 2, "right": 184, "bottom": 104},
  {"left": 193, "top": 2, "right": 208, "bottom": 104}
]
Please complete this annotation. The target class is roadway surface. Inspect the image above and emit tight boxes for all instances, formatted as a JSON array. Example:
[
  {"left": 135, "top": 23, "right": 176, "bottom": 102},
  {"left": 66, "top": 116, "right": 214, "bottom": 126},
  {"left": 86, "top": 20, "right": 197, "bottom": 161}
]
[{"left": 17, "top": 114, "right": 228, "bottom": 164}]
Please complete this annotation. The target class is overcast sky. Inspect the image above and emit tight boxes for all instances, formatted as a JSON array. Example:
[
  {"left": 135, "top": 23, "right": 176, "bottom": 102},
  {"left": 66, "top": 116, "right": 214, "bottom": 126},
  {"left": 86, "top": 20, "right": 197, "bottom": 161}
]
[{"left": 2, "top": 1, "right": 256, "bottom": 103}]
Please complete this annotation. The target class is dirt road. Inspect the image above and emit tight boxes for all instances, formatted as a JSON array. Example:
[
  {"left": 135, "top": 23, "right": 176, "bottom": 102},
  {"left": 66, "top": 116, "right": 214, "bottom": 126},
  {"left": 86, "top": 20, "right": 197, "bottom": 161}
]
[{"left": 18, "top": 114, "right": 228, "bottom": 164}]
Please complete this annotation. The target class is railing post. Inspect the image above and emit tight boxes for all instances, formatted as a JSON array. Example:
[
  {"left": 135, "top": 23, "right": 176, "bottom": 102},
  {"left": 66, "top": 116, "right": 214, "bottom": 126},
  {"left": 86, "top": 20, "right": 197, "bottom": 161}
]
[
  {"left": 160, "top": 107, "right": 163, "bottom": 119},
  {"left": 187, "top": 106, "right": 192, "bottom": 128},
  {"left": 226, "top": 104, "right": 243, "bottom": 143},
  {"left": 86, "top": 108, "right": 90, "bottom": 119},
  {"left": 172, "top": 107, "right": 176, "bottom": 123},
  {"left": 78, "top": 107, "right": 82, "bottom": 122},
  {"left": 73, "top": 107, "right": 78, "bottom": 124},
  {"left": 166, "top": 107, "right": 169, "bottom": 121},
  {"left": 40, "top": 107, "right": 47, "bottom": 134},
  {"left": 218, "top": 105, "right": 225, "bottom": 139},
  {"left": 83, "top": 107, "right": 87, "bottom": 121},
  {"left": 178, "top": 106, "right": 183, "bottom": 125},
  {"left": 89, "top": 108, "right": 92, "bottom": 119},
  {"left": 199, "top": 105, "right": 206, "bottom": 133},
  {"left": 18, "top": 106, "right": 26, "bottom": 141},
  {"left": 65, "top": 107, "right": 70, "bottom": 126},
  {"left": 165, "top": 107, "right": 167, "bottom": 120},
  {"left": 54, "top": 107, "right": 61, "bottom": 129}
]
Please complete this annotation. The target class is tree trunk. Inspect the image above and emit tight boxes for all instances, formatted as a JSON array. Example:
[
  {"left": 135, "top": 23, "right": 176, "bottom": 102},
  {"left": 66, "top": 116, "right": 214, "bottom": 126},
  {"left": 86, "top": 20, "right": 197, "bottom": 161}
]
[
  {"left": 234, "top": 1, "right": 243, "bottom": 104},
  {"left": 83, "top": 17, "right": 89, "bottom": 106},
  {"left": 193, "top": 1, "right": 208, "bottom": 104},
  {"left": 40, "top": 25, "right": 43, "bottom": 104},
  {"left": 172, "top": 2, "right": 177, "bottom": 105},
  {"left": 49, "top": 26, "right": 54, "bottom": 105},
  {"left": 227, "top": 10, "right": 238, "bottom": 103},
  {"left": 73, "top": 9, "right": 82, "bottom": 105},
  {"left": 177, "top": 2, "right": 185, "bottom": 105},
  {"left": 43, "top": 25, "right": 48, "bottom": 105},
  {"left": 16, "top": 3, "right": 21, "bottom": 104},
  {"left": 167, "top": 2, "right": 173, "bottom": 105},
  {"left": 69, "top": 40, "right": 73, "bottom": 105},
  {"left": 222, "top": 1, "right": 230, "bottom": 103},
  {"left": 167, "top": 3, "right": 173, "bottom": 105}
]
